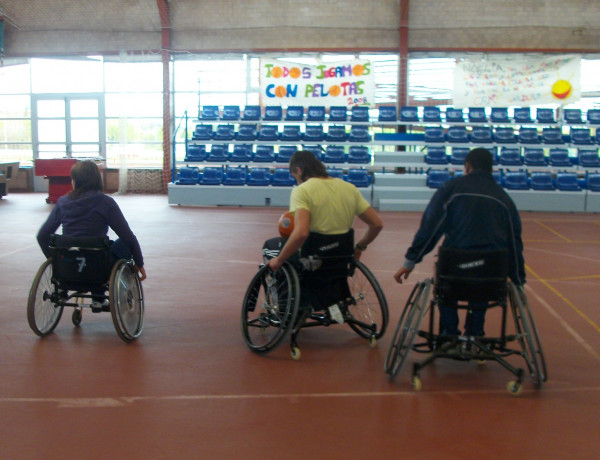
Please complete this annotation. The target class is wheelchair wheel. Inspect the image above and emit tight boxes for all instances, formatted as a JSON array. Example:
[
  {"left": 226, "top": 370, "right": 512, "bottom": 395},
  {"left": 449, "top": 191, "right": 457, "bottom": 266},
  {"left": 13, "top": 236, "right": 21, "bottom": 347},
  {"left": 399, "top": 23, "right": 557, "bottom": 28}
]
[
  {"left": 384, "top": 278, "right": 432, "bottom": 379},
  {"left": 241, "top": 263, "right": 300, "bottom": 354},
  {"left": 346, "top": 261, "right": 389, "bottom": 340},
  {"left": 27, "top": 259, "right": 64, "bottom": 336},
  {"left": 109, "top": 260, "right": 144, "bottom": 343},
  {"left": 509, "top": 283, "right": 546, "bottom": 387}
]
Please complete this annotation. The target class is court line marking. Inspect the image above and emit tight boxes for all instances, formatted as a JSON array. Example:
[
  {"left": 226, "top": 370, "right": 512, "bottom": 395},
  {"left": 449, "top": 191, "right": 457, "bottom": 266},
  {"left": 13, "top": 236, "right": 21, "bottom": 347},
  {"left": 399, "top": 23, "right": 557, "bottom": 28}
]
[
  {"left": 1, "top": 386, "right": 599, "bottom": 408},
  {"left": 0, "top": 243, "right": 38, "bottom": 259},
  {"left": 526, "top": 246, "right": 600, "bottom": 264},
  {"left": 526, "top": 264, "right": 600, "bottom": 335},
  {"left": 532, "top": 220, "right": 572, "bottom": 242}
]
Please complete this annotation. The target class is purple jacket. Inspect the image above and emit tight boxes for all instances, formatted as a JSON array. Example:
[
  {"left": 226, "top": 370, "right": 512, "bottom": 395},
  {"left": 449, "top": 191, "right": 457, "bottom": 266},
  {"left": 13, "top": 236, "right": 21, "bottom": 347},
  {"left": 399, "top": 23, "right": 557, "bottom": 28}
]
[{"left": 37, "top": 191, "right": 144, "bottom": 267}]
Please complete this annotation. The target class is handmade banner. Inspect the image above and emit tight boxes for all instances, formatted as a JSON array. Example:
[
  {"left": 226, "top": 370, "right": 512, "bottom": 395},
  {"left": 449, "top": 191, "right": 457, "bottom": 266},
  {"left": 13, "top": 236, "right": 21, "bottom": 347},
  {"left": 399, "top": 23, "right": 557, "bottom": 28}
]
[
  {"left": 260, "top": 58, "right": 375, "bottom": 107},
  {"left": 454, "top": 54, "right": 581, "bottom": 107}
]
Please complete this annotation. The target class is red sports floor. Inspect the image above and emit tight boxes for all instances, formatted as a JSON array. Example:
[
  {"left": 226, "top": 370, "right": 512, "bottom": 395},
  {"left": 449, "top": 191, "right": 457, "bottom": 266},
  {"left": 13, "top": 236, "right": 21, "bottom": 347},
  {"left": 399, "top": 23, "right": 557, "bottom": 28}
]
[{"left": 1, "top": 193, "right": 599, "bottom": 459}]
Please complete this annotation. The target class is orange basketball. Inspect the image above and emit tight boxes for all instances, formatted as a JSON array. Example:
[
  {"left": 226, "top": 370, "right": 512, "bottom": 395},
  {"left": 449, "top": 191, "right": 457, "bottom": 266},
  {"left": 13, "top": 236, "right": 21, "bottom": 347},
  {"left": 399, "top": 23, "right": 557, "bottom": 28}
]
[{"left": 278, "top": 211, "right": 295, "bottom": 238}]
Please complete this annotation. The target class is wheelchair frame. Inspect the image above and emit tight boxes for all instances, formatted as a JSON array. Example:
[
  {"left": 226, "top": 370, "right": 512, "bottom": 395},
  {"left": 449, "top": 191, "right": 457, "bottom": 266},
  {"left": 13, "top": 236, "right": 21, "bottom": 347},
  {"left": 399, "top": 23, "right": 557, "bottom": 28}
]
[
  {"left": 385, "top": 278, "right": 547, "bottom": 394},
  {"left": 27, "top": 236, "right": 144, "bottom": 343},
  {"left": 241, "top": 258, "right": 389, "bottom": 360}
]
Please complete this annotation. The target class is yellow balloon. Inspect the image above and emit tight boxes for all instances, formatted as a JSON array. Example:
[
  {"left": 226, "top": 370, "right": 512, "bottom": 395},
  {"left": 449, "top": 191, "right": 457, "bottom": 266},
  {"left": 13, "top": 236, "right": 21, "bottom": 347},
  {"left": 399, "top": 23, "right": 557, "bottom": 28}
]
[{"left": 552, "top": 80, "right": 572, "bottom": 99}]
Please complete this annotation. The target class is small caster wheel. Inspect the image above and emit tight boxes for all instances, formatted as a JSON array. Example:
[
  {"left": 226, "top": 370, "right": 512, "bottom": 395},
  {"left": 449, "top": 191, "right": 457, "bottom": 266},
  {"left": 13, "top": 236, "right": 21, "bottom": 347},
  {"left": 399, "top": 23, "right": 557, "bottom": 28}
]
[
  {"left": 72, "top": 308, "right": 82, "bottom": 327},
  {"left": 412, "top": 375, "right": 422, "bottom": 391},
  {"left": 291, "top": 347, "right": 301, "bottom": 360},
  {"left": 369, "top": 336, "right": 377, "bottom": 348},
  {"left": 507, "top": 380, "right": 522, "bottom": 395}
]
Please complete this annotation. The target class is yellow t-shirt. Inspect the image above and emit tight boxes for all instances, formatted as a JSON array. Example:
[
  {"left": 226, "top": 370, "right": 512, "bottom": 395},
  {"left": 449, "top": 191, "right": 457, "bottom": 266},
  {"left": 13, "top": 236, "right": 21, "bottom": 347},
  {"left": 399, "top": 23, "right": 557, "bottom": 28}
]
[{"left": 289, "top": 177, "right": 370, "bottom": 234}]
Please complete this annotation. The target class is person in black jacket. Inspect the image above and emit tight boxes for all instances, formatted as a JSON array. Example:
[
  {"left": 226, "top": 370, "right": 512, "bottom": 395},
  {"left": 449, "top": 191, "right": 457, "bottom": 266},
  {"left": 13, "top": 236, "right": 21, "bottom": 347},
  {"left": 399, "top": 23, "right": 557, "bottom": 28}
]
[{"left": 394, "top": 148, "right": 525, "bottom": 336}]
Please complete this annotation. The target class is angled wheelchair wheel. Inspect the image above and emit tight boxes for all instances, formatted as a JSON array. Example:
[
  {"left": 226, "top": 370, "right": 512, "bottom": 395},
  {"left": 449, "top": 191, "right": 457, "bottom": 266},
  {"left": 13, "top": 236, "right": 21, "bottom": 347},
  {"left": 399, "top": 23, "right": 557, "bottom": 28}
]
[
  {"left": 109, "top": 260, "right": 144, "bottom": 343},
  {"left": 384, "top": 278, "right": 432, "bottom": 380},
  {"left": 27, "top": 259, "right": 64, "bottom": 336},
  {"left": 346, "top": 261, "right": 389, "bottom": 340},
  {"left": 241, "top": 263, "right": 300, "bottom": 354},
  {"left": 509, "top": 283, "right": 546, "bottom": 387}
]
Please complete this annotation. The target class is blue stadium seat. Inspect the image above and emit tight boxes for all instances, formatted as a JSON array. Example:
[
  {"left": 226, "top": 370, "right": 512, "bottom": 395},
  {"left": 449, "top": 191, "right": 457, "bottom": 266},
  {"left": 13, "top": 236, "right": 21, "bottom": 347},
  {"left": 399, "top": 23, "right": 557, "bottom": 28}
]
[
  {"left": 223, "top": 167, "right": 246, "bottom": 185},
  {"left": 253, "top": 145, "right": 275, "bottom": 162},
  {"left": 221, "top": 105, "right": 240, "bottom": 121},
  {"left": 323, "top": 146, "right": 346, "bottom": 163},
  {"left": 285, "top": 106, "right": 304, "bottom": 121},
  {"left": 503, "top": 171, "right": 529, "bottom": 190},
  {"left": 453, "top": 171, "right": 464, "bottom": 179},
  {"left": 277, "top": 146, "right": 297, "bottom": 163},
  {"left": 446, "top": 126, "right": 469, "bottom": 143},
  {"left": 492, "top": 170, "right": 502, "bottom": 185},
  {"left": 280, "top": 125, "right": 302, "bottom": 142},
  {"left": 499, "top": 147, "right": 522, "bottom": 166},
  {"left": 518, "top": 128, "right": 541, "bottom": 144},
  {"left": 563, "top": 109, "right": 583, "bottom": 124},
  {"left": 345, "top": 169, "right": 371, "bottom": 187},
  {"left": 271, "top": 168, "right": 297, "bottom": 186},
  {"left": 304, "top": 146, "right": 323, "bottom": 160},
  {"left": 490, "top": 107, "right": 510, "bottom": 123},
  {"left": 536, "top": 108, "right": 555, "bottom": 124},
  {"left": 542, "top": 127, "right": 564, "bottom": 144},
  {"left": 597, "top": 130, "right": 600, "bottom": 145},
  {"left": 350, "top": 106, "right": 369, "bottom": 122},
  {"left": 326, "top": 167, "right": 344, "bottom": 179},
  {"left": 549, "top": 148, "right": 572, "bottom": 167},
  {"left": 185, "top": 145, "right": 207, "bottom": 162},
  {"left": 230, "top": 144, "right": 253, "bottom": 162},
  {"left": 246, "top": 167, "right": 271, "bottom": 186},
  {"left": 348, "top": 125, "right": 371, "bottom": 142},
  {"left": 307, "top": 106, "right": 326, "bottom": 121},
  {"left": 212, "top": 124, "right": 235, "bottom": 141},
  {"left": 399, "top": 106, "right": 419, "bottom": 122},
  {"left": 469, "top": 126, "right": 493, "bottom": 144},
  {"left": 523, "top": 148, "right": 547, "bottom": 166},
  {"left": 325, "top": 125, "right": 347, "bottom": 142},
  {"left": 199, "top": 166, "right": 223, "bottom": 185},
  {"left": 423, "top": 106, "right": 442, "bottom": 123},
  {"left": 242, "top": 105, "right": 261, "bottom": 120},
  {"left": 425, "top": 147, "right": 448, "bottom": 165},
  {"left": 586, "top": 172, "right": 600, "bottom": 191},
  {"left": 192, "top": 124, "right": 213, "bottom": 140},
  {"left": 176, "top": 167, "right": 200, "bottom": 185},
  {"left": 378, "top": 106, "right": 398, "bottom": 122},
  {"left": 207, "top": 145, "right": 229, "bottom": 162},
  {"left": 513, "top": 107, "right": 533, "bottom": 124},
  {"left": 347, "top": 146, "right": 371, "bottom": 164},
  {"left": 445, "top": 108, "right": 464, "bottom": 123},
  {"left": 236, "top": 124, "right": 257, "bottom": 141},
  {"left": 530, "top": 172, "right": 555, "bottom": 191},
  {"left": 587, "top": 109, "right": 600, "bottom": 124},
  {"left": 578, "top": 149, "right": 600, "bottom": 168},
  {"left": 264, "top": 106, "right": 283, "bottom": 121},
  {"left": 426, "top": 169, "right": 451, "bottom": 188},
  {"left": 257, "top": 125, "right": 279, "bottom": 141},
  {"left": 303, "top": 124, "right": 324, "bottom": 142},
  {"left": 468, "top": 107, "right": 487, "bottom": 123},
  {"left": 556, "top": 172, "right": 581, "bottom": 191},
  {"left": 200, "top": 105, "right": 219, "bottom": 120},
  {"left": 494, "top": 127, "right": 517, "bottom": 143},
  {"left": 329, "top": 106, "right": 347, "bottom": 122},
  {"left": 450, "top": 147, "right": 469, "bottom": 165},
  {"left": 424, "top": 126, "right": 445, "bottom": 143},
  {"left": 571, "top": 128, "right": 594, "bottom": 145}
]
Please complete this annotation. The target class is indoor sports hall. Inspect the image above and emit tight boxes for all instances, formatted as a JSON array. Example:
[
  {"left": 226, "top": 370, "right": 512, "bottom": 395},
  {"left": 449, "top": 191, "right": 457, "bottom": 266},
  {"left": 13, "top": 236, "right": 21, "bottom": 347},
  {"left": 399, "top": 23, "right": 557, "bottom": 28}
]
[{"left": 1, "top": 1, "right": 599, "bottom": 459}]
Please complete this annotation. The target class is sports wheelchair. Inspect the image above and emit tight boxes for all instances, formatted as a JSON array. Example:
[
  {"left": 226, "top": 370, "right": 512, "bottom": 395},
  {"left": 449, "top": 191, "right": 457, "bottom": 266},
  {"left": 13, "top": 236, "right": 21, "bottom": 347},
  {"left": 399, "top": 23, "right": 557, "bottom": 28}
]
[
  {"left": 385, "top": 248, "right": 547, "bottom": 394},
  {"left": 241, "top": 230, "right": 389, "bottom": 359},
  {"left": 27, "top": 235, "right": 144, "bottom": 343}
]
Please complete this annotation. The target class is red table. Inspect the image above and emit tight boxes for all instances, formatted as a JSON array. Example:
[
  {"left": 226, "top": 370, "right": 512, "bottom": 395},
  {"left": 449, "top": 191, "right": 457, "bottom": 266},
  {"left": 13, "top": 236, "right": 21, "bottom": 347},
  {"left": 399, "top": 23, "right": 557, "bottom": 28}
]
[{"left": 35, "top": 158, "right": 77, "bottom": 203}]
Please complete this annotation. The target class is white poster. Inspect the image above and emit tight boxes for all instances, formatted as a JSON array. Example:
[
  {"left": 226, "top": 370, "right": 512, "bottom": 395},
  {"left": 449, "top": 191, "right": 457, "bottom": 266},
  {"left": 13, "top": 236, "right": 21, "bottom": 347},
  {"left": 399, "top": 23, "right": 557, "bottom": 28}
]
[
  {"left": 260, "top": 58, "right": 375, "bottom": 107},
  {"left": 454, "top": 54, "right": 581, "bottom": 107}
]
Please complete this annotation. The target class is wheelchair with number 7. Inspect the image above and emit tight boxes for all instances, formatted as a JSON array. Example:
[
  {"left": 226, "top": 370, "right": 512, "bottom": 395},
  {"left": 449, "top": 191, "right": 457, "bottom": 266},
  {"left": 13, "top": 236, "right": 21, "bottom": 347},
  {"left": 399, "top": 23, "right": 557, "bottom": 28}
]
[
  {"left": 385, "top": 247, "right": 547, "bottom": 394},
  {"left": 27, "top": 234, "right": 144, "bottom": 343},
  {"left": 241, "top": 229, "right": 389, "bottom": 359}
]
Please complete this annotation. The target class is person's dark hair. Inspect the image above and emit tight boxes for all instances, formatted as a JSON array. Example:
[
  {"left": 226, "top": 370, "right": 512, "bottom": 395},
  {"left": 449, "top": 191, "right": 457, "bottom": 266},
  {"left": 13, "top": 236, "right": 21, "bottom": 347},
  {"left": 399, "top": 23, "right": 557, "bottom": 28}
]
[
  {"left": 289, "top": 150, "right": 328, "bottom": 181},
  {"left": 68, "top": 160, "right": 103, "bottom": 199},
  {"left": 464, "top": 148, "right": 494, "bottom": 173}
]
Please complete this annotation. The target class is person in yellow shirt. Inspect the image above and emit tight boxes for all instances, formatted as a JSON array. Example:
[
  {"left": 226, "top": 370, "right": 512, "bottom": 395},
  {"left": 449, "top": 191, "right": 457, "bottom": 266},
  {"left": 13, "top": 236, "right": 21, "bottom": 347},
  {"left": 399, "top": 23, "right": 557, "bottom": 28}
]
[{"left": 266, "top": 150, "right": 382, "bottom": 272}]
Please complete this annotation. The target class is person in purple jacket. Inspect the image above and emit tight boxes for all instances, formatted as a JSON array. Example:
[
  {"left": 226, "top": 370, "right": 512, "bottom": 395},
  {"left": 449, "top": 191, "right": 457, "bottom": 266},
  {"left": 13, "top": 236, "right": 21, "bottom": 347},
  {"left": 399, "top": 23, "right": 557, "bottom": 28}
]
[{"left": 37, "top": 161, "right": 147, "bottom": 300}]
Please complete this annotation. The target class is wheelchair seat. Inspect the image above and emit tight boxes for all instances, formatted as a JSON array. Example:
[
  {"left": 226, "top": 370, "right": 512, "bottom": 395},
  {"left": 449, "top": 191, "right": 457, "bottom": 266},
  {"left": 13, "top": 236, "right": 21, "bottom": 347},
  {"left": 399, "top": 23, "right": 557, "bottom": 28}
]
[{"left": 27, "top": 234, "right": 144, "bottom": 342}]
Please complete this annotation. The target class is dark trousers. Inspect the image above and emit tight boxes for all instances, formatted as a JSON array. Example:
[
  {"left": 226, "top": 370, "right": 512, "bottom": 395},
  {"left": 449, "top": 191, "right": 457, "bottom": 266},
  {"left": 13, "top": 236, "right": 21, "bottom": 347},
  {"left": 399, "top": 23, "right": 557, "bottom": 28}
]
[{"left": 439, "top": 302, "right": 486, "bottom": 336}]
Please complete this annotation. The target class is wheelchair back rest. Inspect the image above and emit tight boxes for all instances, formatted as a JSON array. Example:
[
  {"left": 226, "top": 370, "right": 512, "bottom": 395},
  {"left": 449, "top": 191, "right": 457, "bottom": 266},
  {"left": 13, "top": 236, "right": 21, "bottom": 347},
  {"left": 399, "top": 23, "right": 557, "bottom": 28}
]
[
  {"left": 50, "top": 235, "right": 112, "bottom": 289},
  {"left": 299, "top": 230, "right": 354, "bottom": 274},
  {"left": 435, "top": 247, "right": 508, "bottom": 303}
]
